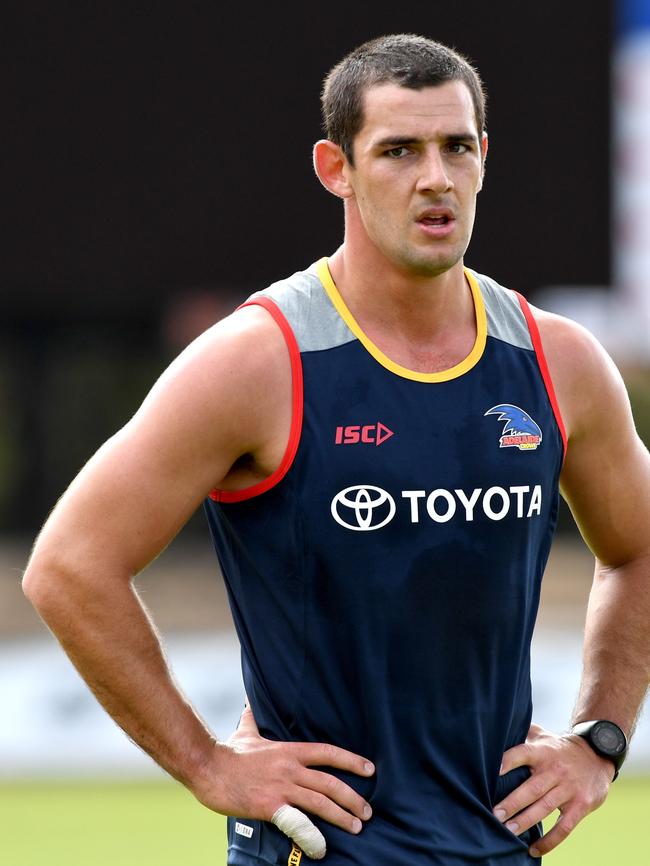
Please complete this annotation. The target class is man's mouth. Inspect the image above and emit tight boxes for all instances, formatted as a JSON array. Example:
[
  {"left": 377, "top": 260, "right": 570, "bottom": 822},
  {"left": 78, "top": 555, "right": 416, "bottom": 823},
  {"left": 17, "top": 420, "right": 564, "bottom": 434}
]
[
  {"left": 417, "top": 208, "right": 455, "bottom": 226},
  {"left": 416, "top": 209, "right": 456, "bottom": 236},
  {"left": 420, "top": 215, "right": 451, "bottom": 226}
]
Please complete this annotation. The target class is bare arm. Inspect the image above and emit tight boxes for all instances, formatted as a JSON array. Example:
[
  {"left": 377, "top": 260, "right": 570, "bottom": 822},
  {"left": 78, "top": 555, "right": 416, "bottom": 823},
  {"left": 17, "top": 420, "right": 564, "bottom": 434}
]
[
  {"left": 495, "top": 310, "right": 650, "bottom": 856},
  {"left": 559, "top": 341, "right": 650, "bottom": 736},
  {"left": 22, "top": 305, "right": 373, "bottom": 857}
]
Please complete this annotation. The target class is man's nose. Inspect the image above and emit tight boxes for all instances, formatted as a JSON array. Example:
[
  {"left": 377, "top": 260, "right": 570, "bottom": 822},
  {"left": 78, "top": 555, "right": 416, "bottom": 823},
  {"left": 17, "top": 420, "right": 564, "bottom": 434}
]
[{"left": 416, "top": 151, "right": 453, "bottom": 194}]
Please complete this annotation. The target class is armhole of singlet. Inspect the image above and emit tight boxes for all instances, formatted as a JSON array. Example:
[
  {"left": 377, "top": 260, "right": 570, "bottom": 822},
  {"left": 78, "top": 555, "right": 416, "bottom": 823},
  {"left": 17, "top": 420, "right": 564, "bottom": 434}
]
[
  {"left": 514, "top": 291, "right": 568, "bottom": 461},
  {"left": 208, "top": 296, "right": 303, "bottom": 503}
]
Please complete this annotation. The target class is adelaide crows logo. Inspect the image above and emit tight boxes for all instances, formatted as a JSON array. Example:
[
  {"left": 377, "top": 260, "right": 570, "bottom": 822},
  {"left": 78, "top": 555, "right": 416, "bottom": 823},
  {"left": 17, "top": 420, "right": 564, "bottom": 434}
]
[{"left": 485, "top": 404, "right": 542, "bottom": 451}]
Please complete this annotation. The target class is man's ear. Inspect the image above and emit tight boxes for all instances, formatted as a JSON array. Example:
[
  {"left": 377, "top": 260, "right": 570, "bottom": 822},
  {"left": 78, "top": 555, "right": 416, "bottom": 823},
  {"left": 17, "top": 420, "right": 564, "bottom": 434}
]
[
  {"left": 312, "top": 139, "right": 354, "bottom": 198},
  {"left": 477, "top": 131, "right": 489, "bottom": 192}
]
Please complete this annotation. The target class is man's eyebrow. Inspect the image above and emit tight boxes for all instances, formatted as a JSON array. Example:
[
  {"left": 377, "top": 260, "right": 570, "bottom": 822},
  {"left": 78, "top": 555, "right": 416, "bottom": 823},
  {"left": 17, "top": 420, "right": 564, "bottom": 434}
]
[
  {"left": 374, "top": 136, "right": 420, "bottom": 148},
  {"left": 373, "top": 132, "right": 479, "bottom": 148},
  {"left": 445, "top": 132, "right": 479, "bottom": 143}
]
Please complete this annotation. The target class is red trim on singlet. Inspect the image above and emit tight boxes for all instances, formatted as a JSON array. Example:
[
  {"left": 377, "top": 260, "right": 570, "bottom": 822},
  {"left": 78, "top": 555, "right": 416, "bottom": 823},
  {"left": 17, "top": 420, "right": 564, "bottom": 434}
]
[
  {"left": 514, "top": 291, "right": 568, "bottom": 460},
  {"left": 208, "top": 296, "right": 303, "bottom": 503}
]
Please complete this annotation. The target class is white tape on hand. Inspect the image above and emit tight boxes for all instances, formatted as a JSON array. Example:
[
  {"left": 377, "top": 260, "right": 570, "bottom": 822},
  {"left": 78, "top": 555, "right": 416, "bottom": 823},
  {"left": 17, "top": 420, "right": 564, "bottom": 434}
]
[{"left": 271, "top": 805, "right": 327, "bottom": 860}]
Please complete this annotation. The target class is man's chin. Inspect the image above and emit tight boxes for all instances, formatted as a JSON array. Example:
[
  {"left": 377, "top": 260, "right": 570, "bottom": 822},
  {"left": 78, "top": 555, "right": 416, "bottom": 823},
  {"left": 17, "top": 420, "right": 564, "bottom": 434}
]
[{"left": 401, "top": 250, "right": 465, "bottom": 279}]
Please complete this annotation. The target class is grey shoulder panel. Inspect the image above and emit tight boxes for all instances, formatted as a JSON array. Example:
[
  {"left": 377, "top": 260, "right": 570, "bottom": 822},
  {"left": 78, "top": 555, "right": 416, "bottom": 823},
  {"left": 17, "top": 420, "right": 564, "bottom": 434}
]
[
  {"left": 246, "top": 265, "right": 532, "bottom": 354},
  {"left": 469, "top": 269, "right": 533, "bottom": 351},
  {"left": 246, "top": 264, "right": 356, "bottom": 353}
]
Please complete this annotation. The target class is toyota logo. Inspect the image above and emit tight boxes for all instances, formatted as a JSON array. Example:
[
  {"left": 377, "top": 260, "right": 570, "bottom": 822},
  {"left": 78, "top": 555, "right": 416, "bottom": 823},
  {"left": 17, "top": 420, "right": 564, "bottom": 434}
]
[{"left": 330, "top": 485, "right": 396, "bottom": 531}]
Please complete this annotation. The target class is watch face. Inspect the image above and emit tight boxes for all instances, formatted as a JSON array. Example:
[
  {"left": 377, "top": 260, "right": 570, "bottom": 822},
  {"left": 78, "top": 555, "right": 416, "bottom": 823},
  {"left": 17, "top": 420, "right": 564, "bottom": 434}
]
[{"left": 593, "top": 721, "right": 626, "bottom": 755}]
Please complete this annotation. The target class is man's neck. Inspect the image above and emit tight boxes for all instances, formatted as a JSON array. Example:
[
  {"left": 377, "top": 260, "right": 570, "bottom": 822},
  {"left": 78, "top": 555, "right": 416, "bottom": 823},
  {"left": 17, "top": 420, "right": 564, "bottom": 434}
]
[{"left": 326, "top": 245, "right": 477, "bottom": 374}]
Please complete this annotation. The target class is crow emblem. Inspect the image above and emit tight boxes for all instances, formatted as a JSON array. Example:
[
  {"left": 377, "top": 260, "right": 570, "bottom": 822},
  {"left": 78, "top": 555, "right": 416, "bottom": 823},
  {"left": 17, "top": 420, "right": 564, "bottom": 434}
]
[{"left": 485, "top": 404, "right": 542, "bottom": 451}]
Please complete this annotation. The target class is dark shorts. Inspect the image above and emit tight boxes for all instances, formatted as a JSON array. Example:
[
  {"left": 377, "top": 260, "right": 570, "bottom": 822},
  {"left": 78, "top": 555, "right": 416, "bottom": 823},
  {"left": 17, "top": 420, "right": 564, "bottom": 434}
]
[{"left": 225, "top": 816, "right": 542, "bottom": 865}]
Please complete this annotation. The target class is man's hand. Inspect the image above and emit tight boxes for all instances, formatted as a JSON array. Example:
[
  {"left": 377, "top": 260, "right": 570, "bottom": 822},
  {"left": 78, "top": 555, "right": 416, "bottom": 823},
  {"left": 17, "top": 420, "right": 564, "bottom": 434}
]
[
  {"left": 190, "top": 705, "right": 375, "bottom": 860},
  {"left": 493, "top": 723, "right": 614, "bottom": 858}
]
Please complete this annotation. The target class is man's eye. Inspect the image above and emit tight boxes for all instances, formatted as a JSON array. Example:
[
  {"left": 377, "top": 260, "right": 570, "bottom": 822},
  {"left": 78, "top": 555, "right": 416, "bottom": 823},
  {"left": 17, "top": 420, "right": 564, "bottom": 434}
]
[
  {"left": 447, "top": 142, "right": 470, "bottom": 154},
  {"left": 386, "top": 146, "right": 409, "bottom": 158}
]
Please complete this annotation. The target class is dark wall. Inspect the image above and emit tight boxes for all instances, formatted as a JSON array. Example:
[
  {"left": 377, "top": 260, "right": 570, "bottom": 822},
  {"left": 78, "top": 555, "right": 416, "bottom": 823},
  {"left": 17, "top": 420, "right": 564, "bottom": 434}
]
[{"left": 3, "top": 2, "right": 612, "bottom": 531}]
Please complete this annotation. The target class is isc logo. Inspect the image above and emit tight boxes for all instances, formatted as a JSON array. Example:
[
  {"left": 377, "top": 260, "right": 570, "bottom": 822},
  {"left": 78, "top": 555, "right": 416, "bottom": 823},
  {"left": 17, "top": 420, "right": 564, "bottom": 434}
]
[{"left": 335, "top": 422, "right": 394, "bottom": 446}]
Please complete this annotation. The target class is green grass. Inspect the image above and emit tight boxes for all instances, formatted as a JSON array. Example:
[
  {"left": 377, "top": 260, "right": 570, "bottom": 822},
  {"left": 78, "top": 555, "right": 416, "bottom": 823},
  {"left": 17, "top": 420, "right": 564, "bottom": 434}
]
[
  {"left": 0, "top": 775, "right": 648, "bottom": 865},
  {"left": 0, "top": 778, "right": 227, "bottom": 866}
]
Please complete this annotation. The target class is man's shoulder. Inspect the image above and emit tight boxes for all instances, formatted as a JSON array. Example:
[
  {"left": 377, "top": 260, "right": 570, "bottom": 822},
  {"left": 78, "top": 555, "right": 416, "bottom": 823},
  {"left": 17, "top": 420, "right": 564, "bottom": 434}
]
[
  {"left": 239, "top": 257, "right": 354, "bottom": 354},
  {"left": 524, "top": 300, "right": 608, "bottom": 369},
  {"left": 467, "top": 265, "right": 603, "bottom": 360},
  {"left": 466, "top": 266, "right": 534, "bottom": 350},
  {"left": 210, "top": 260, "right": 323, "bottom": 349},
  {"left": 187, "top": 258, "right": 329, "bottom": 399},
  {"left": 467, "top": 268, "right": 623, "bottom": 433},
  {"left": 163, "top": 282, "right": 299, "bottom": 403},
  {"left": 247, "top": 260, "right": 324, "bottom": 306},
  {"left": 465, "top": 267, "right": 511, "bottom": 294},
  {"left": 521, "top": 300, "right": 629, "bottom": 445},
  {"left": 233, "top": 258, "right": 319, "bottom": 317}
]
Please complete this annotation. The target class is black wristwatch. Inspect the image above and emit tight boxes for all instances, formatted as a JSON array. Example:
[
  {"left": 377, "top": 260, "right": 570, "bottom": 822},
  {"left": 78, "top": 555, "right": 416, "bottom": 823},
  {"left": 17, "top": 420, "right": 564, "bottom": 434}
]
[{"left": 571, "top": 720, "right": 628, "bottom": 781}]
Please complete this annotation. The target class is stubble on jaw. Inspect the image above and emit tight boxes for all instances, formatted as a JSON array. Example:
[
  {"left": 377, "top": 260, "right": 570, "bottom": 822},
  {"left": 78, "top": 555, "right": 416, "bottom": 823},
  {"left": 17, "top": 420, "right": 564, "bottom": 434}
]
[{"left": 390, "top": 235, "right": 470, "bottom": 280}]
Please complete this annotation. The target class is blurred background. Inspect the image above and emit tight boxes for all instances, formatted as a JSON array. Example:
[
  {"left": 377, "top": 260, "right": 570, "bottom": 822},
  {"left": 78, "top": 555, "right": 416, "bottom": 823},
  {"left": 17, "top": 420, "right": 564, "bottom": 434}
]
[{"left": 2, "top": 1, "right": 650, "bottom": 863}]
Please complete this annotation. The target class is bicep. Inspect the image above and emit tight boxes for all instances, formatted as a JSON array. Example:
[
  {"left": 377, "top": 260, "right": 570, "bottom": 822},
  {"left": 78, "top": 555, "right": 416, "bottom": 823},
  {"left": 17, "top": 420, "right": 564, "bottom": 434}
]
[
  {"left": 35, "top": 417, "right": 225, "bottom": 582},
  {"left": 28, "top": 307, "right": 288, "bottom": 582},
  {"left": 559, "top": 348, "right": 650, "bottom": 568}
]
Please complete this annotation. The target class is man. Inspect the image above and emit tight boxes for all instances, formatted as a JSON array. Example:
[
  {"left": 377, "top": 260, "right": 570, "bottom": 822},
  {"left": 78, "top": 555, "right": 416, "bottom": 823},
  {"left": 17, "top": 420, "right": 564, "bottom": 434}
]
[{"left": 23, "top": 33, "right": 650, "bottom": 865}]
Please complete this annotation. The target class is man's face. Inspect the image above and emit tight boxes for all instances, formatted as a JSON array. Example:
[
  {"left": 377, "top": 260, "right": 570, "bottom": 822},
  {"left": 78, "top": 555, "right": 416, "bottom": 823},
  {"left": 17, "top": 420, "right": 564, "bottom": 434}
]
[{"left": 346, "top": 80, "right": 487, "bottom": 278}]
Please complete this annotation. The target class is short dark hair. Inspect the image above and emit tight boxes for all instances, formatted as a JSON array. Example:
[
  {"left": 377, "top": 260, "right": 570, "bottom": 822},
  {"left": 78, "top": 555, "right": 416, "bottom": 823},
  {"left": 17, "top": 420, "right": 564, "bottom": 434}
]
[{"left": 320, "top": 33, "right": 487, "bottom": 165}]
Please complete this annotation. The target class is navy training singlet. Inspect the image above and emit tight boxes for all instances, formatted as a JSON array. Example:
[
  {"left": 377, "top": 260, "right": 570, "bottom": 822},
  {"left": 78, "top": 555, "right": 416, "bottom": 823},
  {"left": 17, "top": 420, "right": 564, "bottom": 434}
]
[{"left": 204, "top": 258, "right": 566, "bottom": 866}]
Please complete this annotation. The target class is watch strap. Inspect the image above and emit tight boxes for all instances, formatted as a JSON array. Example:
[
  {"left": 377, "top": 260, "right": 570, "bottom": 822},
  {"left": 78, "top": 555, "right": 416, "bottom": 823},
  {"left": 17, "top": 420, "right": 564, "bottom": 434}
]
[{"left": 571, "top": 720, "right": 628, "bottom": 781}]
